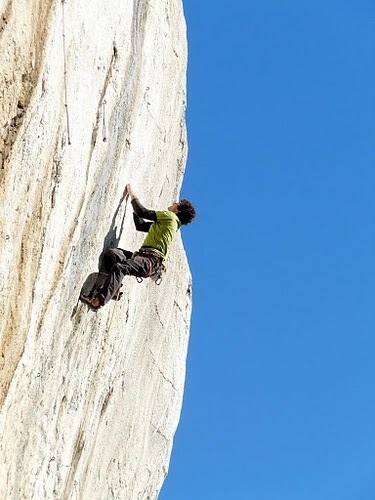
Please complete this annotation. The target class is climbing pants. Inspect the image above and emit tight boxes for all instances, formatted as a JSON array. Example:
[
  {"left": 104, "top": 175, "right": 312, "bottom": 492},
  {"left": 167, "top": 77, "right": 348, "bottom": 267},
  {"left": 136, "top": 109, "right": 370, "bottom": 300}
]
[{"left": 97, "top": 247, "right": 161, "bottom": 306}]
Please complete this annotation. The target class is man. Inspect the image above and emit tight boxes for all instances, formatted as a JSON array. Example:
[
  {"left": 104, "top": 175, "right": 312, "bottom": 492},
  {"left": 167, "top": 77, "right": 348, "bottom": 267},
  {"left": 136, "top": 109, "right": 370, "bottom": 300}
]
[{"left": 81, "top": 183, "right": 196, "bottom": 309}]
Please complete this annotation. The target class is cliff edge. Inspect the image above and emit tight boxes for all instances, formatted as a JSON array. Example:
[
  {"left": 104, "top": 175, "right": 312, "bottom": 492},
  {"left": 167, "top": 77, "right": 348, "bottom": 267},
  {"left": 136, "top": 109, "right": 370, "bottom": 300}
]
[{"left": 0, "top": 0, "right": 191, "bottom": 498}]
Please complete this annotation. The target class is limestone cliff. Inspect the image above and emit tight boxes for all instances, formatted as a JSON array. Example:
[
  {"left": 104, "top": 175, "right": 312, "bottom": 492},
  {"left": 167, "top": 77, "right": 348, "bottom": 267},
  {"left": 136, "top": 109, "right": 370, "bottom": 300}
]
[{"left": 0, "top": 0, "right": 191, "bottom": 498}]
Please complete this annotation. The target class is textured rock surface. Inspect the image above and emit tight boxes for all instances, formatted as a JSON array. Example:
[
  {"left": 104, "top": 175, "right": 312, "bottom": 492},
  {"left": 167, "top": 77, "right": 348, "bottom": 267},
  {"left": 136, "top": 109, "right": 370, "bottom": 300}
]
[{"left": 0, "top": 0, "right": 191, "bottom": 498}]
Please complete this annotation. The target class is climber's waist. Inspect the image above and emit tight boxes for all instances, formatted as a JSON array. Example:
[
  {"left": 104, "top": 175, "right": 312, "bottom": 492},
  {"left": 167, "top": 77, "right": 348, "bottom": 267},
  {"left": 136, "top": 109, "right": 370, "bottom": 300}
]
[{"left": 138, "top": 246, "right": 164, "bottom": 260}]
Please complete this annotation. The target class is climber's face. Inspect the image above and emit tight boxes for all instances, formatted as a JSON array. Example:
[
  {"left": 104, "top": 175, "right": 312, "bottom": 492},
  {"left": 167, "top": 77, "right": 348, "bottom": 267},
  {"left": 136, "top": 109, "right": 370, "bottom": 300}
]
[{"left": 168, "top": 202, "right": 179, "bottom": 214}]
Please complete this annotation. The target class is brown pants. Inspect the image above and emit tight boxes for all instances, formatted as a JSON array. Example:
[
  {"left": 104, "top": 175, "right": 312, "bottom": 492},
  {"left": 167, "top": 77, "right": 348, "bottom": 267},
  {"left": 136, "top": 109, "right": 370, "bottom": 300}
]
[{"left": 96, "top": 247, "right": 160, "bottom": 306}]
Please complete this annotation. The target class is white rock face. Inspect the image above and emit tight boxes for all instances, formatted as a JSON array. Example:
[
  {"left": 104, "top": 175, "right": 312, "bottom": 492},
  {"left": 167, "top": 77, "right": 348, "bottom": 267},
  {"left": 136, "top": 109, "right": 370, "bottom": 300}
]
[{"left": 0, "top": 1, "right": 191, "bottom": 498}]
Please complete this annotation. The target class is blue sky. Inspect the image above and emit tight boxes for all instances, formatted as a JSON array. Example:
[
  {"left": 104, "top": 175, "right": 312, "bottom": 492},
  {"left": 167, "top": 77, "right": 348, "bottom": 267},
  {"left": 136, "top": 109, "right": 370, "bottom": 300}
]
[{"left": 160, "top": 1, "right": 375, "bottom": 499}]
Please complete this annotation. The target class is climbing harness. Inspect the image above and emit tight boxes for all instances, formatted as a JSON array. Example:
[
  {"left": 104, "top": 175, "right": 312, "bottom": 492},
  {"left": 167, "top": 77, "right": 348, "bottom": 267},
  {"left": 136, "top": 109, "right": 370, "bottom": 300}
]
[{"left": 133, "top": 249, "right": 166, "bottom": 285}]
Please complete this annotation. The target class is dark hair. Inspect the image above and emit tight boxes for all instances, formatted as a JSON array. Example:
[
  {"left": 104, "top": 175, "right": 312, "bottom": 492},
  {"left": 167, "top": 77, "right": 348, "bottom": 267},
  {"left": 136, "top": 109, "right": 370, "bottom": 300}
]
[{"left": 177, "top": 199, "right": 196, "bottom": 225}]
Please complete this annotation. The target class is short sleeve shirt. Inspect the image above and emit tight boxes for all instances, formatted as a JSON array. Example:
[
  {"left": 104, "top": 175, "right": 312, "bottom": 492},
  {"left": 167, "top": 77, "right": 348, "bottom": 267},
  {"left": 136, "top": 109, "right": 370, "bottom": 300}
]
[{"left": 141, "top": 211, "right": 181, "bottom": 259}]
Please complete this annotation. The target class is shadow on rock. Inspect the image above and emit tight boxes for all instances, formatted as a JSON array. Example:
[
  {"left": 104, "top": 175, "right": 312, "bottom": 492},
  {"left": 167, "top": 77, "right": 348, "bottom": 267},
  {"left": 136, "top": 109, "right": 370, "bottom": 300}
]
[
  {"left": 71, "top": 193, "right": 129, "bottom": 319},
  {"left": 98, "top": 192, "right": 129, "bottom": 271}
]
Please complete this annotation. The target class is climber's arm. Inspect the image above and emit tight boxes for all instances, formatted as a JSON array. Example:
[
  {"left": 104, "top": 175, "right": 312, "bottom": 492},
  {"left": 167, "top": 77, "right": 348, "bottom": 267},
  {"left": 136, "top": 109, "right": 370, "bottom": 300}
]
[
  {"left": 132, "top": 213, "right": 153, "bottom": 232},
  {"left": 130, "top": 198, "right": 157, "bottom": 221},
  {"left": 126, "top": 184, "right": 157, "bottom": 221}
]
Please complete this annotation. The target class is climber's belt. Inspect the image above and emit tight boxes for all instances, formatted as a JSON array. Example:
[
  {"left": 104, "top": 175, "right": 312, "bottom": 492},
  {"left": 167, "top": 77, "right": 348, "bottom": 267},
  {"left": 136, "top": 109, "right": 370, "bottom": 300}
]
[
  {"left": 138, "top": 247, "right": 164, "bottom": 260},
  {"left": 133, "top": 248, "right": 166, "bottom": 284}
]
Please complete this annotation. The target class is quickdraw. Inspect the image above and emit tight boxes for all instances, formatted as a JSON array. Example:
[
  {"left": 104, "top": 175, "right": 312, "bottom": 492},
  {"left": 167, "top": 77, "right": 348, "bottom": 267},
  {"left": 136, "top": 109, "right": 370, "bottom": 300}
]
[
  {"left": 133, "top": 251, "right": 166, "bottom": 285},
  {"left": 149, "top": 264, "right": 165, "bottom": 285}
]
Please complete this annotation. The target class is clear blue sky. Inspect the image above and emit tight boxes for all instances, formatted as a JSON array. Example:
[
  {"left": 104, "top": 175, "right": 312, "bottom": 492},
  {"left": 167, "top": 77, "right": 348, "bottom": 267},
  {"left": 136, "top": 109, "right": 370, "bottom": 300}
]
[{"left": 160, "top": 1, "right": 375, "bottom": 499}]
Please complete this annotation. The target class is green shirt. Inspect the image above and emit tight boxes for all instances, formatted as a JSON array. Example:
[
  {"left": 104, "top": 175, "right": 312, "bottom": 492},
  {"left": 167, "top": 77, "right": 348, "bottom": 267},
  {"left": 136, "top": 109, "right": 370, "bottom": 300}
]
[{"left": 141, "top": 210, "right": 181, "bottom": 259}]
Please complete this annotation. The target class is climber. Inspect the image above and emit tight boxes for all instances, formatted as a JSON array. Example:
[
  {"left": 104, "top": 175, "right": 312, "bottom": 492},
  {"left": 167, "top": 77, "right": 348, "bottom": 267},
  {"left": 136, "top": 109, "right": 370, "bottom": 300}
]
[{"left": 80, "top": 183, "right": 196, "bottom": 310}]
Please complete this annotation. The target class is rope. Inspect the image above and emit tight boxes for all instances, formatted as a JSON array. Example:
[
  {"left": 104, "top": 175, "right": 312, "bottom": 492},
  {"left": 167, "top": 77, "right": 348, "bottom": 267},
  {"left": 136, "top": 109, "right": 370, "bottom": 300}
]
[
  {"left": 102, "top": 99, "right": 107, "bottom": 142},
  {"left": 106, "top": 298, "right": 118, "bottom": 335},
  {"left": 61, "top": 0, "right": 71, "bottom": 145}
]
